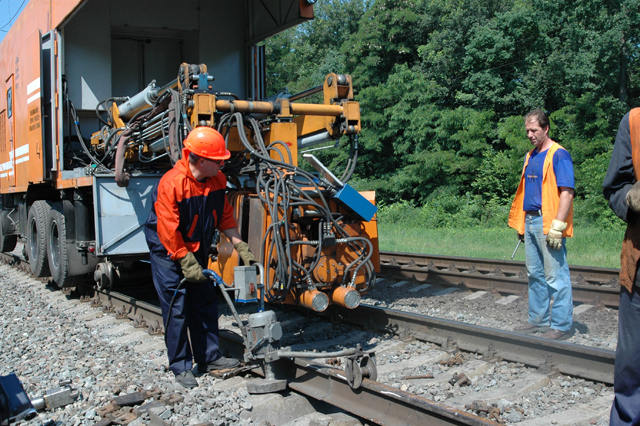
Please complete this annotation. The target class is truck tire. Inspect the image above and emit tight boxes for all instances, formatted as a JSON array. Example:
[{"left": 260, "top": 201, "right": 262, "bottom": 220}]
[
  {"left": 27, "top": 200, "right": 52, "bottom": 277},
  {"left": 0, "top": 216, "right": 17, "bottom": 253},
  {"left": 48, "top": 202, "right": 83, "bottom": 288}
]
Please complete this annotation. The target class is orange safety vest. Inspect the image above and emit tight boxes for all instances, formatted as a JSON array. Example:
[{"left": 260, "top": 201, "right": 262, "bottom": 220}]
[
  {"left": 508, "top": 142, "right": 574, "bottom": 237},
  {"left": 619, "top": 108, "right": 640, "bottom": 291}
]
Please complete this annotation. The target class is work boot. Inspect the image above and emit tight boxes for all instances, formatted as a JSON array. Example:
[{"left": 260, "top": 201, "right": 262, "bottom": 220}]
[
  {"left": 174, "top": 370, "right": 198, "bottom": 389},
  {"left": 513, "top": 322, "right": 550, "bottom": 334},
  {"left": 540, "top": 329, "right": 572, "bottom": 340},
  {"left": 197, "top": 356, "right": 240, "bottom": 374}
]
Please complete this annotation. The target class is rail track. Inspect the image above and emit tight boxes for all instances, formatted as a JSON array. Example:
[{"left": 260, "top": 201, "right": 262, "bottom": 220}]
[
  {"left": 379, "top": 251, "right": 621, "bottom": 308},
  {"left": 0, "top": 248, "right": 615, "bottom": 425}
]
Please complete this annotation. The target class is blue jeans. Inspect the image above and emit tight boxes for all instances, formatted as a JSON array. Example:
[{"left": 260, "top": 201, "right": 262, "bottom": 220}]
[{"left": 524, "top": 214, "right": 573, "bottom": 332}]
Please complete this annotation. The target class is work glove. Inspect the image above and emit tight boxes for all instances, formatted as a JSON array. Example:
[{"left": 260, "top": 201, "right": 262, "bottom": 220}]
[
  {"left": 518, "top": 233, "right": 524, "bottom": 242},
  {"left": 179, "top": 252, "right": 207, "bottom": 283},
  {"left": 234, "top": 241, "right": 256, "bottom": 266},
  {"left": 546, "top": 219, "right": 567, "bottom": 250},
  {"left": 626, "top": 181, "right": 640, "bottom": 213}
]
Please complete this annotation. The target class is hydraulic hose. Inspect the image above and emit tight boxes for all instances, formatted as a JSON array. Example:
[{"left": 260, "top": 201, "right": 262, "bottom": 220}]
[
  {"left": 218, "top": 112, "right": 375, "bottom": 299},
  {"left": 202, "top": 269, "right": 251, "bottom": 350}
]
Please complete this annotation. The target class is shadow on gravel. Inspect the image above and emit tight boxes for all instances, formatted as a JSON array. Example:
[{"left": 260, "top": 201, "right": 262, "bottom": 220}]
[{"left": 573, "top": 321, "right": 589, "bottom": 335}]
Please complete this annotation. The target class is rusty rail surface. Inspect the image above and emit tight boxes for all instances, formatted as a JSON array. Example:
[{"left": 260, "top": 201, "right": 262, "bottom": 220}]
[
  {"left": 90, "top": 288, "right": 501, "bottom": 425},
  {"left": 0, "top": 252, "right": 499, "bottom": 425},
  {"left": 379, "top": 251, "right": 621, "bottom": 308},
  {"left": 334, "top": 305, "right": 615, "bottom": 385},
  {"left": 0, "top": 251, "right": 612, "bottom": 424}
]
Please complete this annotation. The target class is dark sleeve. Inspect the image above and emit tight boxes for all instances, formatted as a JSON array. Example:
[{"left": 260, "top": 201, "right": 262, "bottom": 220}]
[
  {"left": 214, "top": 173, "right": 238, "bottom": 231},
  {"left": 603, "top": 112, "right": 633, "bottom": 223}
]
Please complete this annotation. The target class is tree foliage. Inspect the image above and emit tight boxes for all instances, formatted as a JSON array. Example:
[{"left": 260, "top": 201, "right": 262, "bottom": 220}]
[{"left": 264, "top": 0, "right": 640, "bottom": 228}]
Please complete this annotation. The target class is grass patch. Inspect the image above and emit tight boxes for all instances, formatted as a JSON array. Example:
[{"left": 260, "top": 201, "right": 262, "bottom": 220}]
[{"left": 378, "top": 223, "right": 624, "bottom": 269}]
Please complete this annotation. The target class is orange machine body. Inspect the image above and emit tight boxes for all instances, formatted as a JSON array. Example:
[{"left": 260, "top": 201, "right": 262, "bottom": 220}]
[{"left": 0, "top": 0, "right": 378, "bottom": 312}]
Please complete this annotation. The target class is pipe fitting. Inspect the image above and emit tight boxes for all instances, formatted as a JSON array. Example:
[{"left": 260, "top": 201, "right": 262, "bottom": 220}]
[
  {"left": 298, "top": 288, "right": 329, "bottom": 312},
  {"left": 330, "top": 286, "right": 361, "bottom": 309}
]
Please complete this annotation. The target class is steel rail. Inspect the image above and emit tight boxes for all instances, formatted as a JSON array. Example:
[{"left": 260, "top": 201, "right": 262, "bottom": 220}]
[
  {"left": 380, "top": 251, "right": 620, "bottom": 284},
  {"left": 335, "top": 305, "right": 615, "bottom": 385},
  {"left": 92, "top": 288, "right": 500, "bottom": 425},
  {"left": 0, "top": 252, "right": 612, "bottom": 424},
  {"left": 283, "top": 359, "right": 501, "bottom": 426},
  {"left": 220, "top": 330, "right": 501, "bottom": 425},
  {"left": 379, "top": 251, "right": 621, "bottom": 308},
  {"left": 93, "top": 288, "right": 165, "bottom": 332}
]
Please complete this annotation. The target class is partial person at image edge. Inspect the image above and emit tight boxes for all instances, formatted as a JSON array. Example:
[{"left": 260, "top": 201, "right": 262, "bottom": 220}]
[{"left": 603, "top": 108, "right": 640, "bottom": 426}]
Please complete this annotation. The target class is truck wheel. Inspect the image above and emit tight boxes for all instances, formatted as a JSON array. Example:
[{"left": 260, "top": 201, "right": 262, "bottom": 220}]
[
  {"left": 27, "top": 200, "right": 52, "bottom": 277},
  {"left": 0, "top": 231, "right": 17, "bottom": 253},
  {"left": 0, "top": 213, "right": 17, "bottom": 253},
  {"left": 48, "top": 202, "right": 82, "bottom": 288}
]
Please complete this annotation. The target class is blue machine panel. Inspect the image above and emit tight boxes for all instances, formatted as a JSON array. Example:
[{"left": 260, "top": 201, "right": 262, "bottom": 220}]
[
  {"left": 333, "top": 184, "right": 377, "bottom": 222},
  {"left": 93, "top": 174, "right": 161, "bottom": 256}
]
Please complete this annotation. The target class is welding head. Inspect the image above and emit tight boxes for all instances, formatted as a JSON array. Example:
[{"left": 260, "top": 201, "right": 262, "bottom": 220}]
[{"left": 183, "top": 127, "right": 230, "bottom": 160}]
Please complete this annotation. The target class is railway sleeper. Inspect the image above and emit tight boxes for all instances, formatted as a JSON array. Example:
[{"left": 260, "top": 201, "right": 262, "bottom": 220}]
[{"left": 537, "top": 355, "right": 560, "bottom": 377}]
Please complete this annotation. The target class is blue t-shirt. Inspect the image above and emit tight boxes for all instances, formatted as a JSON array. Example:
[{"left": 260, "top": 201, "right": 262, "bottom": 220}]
[{"left": 522, "top": 148, "right": 574, "bottom": 211}]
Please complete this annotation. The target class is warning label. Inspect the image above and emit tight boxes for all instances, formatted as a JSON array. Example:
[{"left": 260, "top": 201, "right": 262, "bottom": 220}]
[{"left": 29, "top": 106, "right": 40, "bottom": 131}]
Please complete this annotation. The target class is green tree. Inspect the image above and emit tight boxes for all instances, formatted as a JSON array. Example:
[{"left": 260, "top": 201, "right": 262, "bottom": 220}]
[{"left": 264, "top": 0, "right": 640, "bottom": 228}]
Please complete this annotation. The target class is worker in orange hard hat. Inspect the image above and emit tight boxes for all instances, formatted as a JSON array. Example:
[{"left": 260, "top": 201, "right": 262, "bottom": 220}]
[{"left": 144, "top": 126, "right": 255, "bottom": 389}]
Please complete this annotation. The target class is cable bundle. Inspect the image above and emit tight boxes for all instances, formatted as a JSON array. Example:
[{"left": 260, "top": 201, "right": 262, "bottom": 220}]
[{"left": 218, "top": 112, "right": 375, "bottom": 303}]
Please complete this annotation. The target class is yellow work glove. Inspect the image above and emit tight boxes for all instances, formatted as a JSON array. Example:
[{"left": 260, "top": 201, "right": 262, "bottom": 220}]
[
  {"left": 179, "top": 252, "right": 207, "bottom": 283},
  {"left": 626, "top": 181, "right": 640, "bottom": 213},
  {"left": 546, "top": 219, "right": 567, "bottom": 250},
  {"left": 234, "top": 241, "right": 256, "bottom": 266}
]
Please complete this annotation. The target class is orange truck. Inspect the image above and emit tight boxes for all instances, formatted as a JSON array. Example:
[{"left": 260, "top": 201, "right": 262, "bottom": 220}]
[{"left": 0, "top": 0, "right": 379, "bottom": 310}]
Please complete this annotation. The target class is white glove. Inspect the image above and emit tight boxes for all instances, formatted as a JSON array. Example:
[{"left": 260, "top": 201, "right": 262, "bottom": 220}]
[{"left": 546, "top": 219, "right": 567, "bottom": 250}]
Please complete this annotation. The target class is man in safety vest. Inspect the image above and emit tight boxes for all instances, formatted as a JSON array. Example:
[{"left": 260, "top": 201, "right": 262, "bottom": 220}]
[
  {"left": 603, "top": 109, "right": 640, "bottom": 425},
  {"left": 144, "top": 126, "right": 255, "bottom": 389},
  {"left": 508, "top": 108, "right": 575, "bottom": 340}
]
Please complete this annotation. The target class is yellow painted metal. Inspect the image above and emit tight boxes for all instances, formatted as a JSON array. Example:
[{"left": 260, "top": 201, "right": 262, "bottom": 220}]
[
  {"left": 226, "top": 125, "right": 251, "bottom": 152},
  {"left": 55, "top": 175, "right": 93, "bottom": 189},
  {"left": 190, "top": 93, "right": 216, "bottom": 128},
  {"left": 290, "top": 103, "right": 344, "bottom": 116},
  {"left": 264, "top": 122, "right": 298, "bottom": 166},
  {"left": 292, "top": 115, "right": 332, "bottom": 137},
  {"left": 215, "top": 99, "right": 344, "bottom": 117},
  {"left": 110, "top": 103, "right": 125, "bottom": 129}
]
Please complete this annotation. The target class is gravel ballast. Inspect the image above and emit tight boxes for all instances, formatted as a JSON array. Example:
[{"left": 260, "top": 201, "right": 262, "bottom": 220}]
[{"left": 0, "top": 266, "right": 262, "bottom": 426}]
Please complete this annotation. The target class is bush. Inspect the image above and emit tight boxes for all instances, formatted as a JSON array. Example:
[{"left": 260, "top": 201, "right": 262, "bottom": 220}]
[
  {"left": 571, "top": 151, "right": 626, "bottom": 230},
  {"left": 377, "top": 189, "right": 512, "bottom": 229},
  {"left": 376, "top": 200, "right": 420, "bottom": 226}
]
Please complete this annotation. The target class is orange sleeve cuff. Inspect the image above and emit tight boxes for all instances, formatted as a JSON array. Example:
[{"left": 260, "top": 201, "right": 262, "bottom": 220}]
[{"left": 170, "top": 247, "right": 189, "bottom": 261}]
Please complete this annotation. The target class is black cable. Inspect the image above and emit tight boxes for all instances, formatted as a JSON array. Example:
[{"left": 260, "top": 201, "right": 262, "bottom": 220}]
[
  {"left": 163, "top": 278, "right": 187, "bottom": 347},
  {"left": 95, "top": 98, "right": 114, "bottom": 126},
  {"left": 68, "top": 100, "right": 105, "bottom": 169},
  {"left": 339, "top": 135, "right": 359, "bottom": 184},
  {"left": 0, "top": 0, "right": 26, "bottom": 31},
  {"left": 99, "top": 127, "right": 125, "bottom": 165},
  {"left": 218, "top": 112, "right": 376, "bottom": 301}
]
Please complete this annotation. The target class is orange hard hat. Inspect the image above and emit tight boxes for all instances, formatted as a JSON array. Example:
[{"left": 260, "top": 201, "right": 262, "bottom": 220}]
[{"left": 183, "top": 127, "right": 231, "bottom": 160}]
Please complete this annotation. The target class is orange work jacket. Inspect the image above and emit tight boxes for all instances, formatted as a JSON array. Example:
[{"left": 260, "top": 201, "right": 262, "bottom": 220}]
[
  {"left": 620, "top": 108, "right": 640, "bottom": 291},
  {"left": 508, "top": 142, "right": 574, "bottom": 237}
]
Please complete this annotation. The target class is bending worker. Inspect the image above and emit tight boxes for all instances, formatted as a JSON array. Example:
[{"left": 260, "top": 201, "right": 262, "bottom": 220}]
[
  {"left": 144, "top": 126, "right": 255, "bottom": 389},
  {"left": 508, "top": 108, "right": 575, "bottom": 340},
  {"left": 603, "top": 109, "right": 640, "bottom": 425}
]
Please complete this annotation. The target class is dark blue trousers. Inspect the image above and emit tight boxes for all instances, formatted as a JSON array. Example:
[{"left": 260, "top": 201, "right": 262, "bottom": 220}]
[
  {"left": 611, "top": 285, "right": 640, "bottom": 425},
  {"left": 149, "top": 253, "right": 221, "bottom": 375}
]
